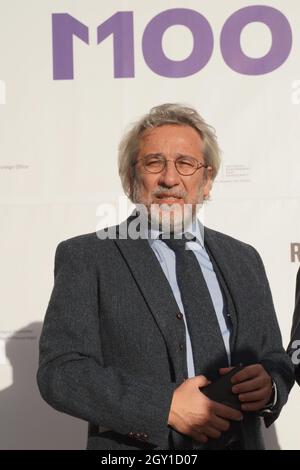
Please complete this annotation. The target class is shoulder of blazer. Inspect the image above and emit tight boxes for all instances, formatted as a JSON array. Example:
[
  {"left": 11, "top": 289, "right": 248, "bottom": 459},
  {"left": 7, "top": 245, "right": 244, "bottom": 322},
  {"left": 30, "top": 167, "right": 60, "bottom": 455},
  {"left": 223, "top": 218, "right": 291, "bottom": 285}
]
[
  {"left": 204, "top": 226, "right": 258, "bottom": 258},
  {"left": 54, "top": 228, "right": 119, "bottom": 266},
  {"left": 57, "top": 215, "right": 137, "bottom": 251},
  {"left": 58, "top": 228, "right": 118, "bottom": 249}
]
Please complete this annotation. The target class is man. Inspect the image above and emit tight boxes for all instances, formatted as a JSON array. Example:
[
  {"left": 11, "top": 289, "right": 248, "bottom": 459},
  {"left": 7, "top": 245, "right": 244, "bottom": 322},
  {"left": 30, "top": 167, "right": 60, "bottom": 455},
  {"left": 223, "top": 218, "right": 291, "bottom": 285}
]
[
  {"left": 288, "top": 268, "right": 300, "bottom": 385},
  {"left": 37, "top": 103, "right": 294, "bottom": 450}
]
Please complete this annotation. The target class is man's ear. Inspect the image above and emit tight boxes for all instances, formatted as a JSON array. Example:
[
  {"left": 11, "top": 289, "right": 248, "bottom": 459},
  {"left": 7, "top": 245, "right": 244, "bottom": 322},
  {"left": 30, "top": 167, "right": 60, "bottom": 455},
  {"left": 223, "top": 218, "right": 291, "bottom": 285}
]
[
  {"left": 203, "top": 166, "right": 213, "bottom": 199},
  {"left": 128, "top": 165, "right": 136, "bottom": 201}
]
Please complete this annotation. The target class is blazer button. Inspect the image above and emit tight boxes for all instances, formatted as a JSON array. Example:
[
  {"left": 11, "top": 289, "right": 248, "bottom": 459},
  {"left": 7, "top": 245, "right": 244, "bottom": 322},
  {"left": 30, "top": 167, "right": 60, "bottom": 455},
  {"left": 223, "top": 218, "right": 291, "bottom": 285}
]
[
  {"left": 140, "top": 432, "right": 148, "bottom": 441},
  {"left": 179, "top": 343, "right": 184, "bottom": 351},
  {"left": 128, "top": 432, "right": 134, "bottom": 438},
  {"left": 176, "top": 312, "right": 183, "bottom": 320}
]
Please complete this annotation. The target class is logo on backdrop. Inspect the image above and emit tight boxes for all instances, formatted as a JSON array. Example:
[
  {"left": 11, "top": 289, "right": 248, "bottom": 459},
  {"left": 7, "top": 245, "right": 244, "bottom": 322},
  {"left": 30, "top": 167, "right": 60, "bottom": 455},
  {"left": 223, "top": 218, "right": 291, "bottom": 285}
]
[
  {"left": 51, "top": 5, "right": 293, "bottom": 80},
  {"left": 215, "top": 163, "right": 251, "bottom": 184},
  {"left": 291, "top": 243, "right": 300, "bottom": 263}
]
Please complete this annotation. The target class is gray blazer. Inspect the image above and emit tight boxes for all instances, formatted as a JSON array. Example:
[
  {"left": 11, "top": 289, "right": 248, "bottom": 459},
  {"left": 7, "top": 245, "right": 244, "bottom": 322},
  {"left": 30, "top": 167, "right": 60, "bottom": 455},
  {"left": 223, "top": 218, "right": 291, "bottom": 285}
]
[
  {"left": 288, "top": 268, "right": 300, "bottom": 385},
  {"left": 37, "top": 220, "right": 294, "bottom": 450}
]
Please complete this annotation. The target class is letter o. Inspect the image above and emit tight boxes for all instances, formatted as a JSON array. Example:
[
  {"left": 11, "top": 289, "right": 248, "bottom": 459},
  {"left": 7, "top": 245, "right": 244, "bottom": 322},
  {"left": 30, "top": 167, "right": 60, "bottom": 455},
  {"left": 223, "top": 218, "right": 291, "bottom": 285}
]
[
  {"left": 220, "top": 5, "right": 292, "bottom": 75},
  {"left": 142, "top": 8, "right": 214, "bottom": 78}
]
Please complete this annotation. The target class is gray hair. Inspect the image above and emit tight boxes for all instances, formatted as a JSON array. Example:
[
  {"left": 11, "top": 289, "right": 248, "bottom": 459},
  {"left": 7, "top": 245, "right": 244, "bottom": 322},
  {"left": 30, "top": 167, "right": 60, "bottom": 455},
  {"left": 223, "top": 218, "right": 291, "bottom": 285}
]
[{"left": 118, "top": 103, "right": 221, "bottom": 201}]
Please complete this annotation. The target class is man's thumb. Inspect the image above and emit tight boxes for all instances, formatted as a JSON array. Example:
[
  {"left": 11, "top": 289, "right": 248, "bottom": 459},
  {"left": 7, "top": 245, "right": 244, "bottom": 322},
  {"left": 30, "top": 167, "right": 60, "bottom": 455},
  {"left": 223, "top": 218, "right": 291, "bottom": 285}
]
[{"left": 192, "top": 375, "right": 211, "bottom": 389}]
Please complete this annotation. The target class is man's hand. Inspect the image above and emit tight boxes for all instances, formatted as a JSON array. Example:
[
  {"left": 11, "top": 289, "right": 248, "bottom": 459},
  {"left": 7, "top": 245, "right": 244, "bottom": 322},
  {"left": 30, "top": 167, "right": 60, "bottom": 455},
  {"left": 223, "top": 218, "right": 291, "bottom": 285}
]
[
  {"left": 168, "top": 375, "right": 243, "bottom": 444},
  {"left": 219, "top": 364, "right": 273, "bottom": 412}
]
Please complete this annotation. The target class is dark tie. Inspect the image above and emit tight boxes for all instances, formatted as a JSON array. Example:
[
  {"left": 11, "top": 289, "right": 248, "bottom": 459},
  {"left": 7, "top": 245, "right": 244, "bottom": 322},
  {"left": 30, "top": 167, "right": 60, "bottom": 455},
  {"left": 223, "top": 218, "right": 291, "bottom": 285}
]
[
  {"left": 160, "top": 235, "right": 228, "bottom": 380},
  {"left": 161, "top": 235, "right": 242, "bottom": 450}
]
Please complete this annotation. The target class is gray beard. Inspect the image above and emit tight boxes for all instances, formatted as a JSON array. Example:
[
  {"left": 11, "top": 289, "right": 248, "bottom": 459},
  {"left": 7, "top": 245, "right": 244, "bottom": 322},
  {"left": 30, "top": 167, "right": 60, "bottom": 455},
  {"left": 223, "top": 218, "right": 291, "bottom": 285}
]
[{"left": 133, "top": 190, "right": 204, "bottom": 235}]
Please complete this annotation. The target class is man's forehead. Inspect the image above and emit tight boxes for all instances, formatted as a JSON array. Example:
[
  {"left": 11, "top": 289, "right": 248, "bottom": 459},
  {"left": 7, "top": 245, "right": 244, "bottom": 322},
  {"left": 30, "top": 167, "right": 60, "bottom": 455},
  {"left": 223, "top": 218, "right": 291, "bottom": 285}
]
[
  {"left": 139, "top": 124, "right": 203, "bottom": 145},
  {"left": 137, "top": 126, "right": 204, "bottom": 159}
]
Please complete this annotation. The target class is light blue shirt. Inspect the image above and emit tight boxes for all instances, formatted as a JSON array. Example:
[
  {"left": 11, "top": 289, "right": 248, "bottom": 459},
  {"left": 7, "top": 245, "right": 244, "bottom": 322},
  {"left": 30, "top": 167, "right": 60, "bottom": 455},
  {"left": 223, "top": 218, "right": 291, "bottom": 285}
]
[{"left": 148, "top": 221, "right": 231, "bottom": 378}]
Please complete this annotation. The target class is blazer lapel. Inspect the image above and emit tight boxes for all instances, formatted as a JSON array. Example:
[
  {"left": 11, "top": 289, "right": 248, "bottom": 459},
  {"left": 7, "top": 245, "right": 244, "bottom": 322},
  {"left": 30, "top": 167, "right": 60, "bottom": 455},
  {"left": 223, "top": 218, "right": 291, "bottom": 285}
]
[
  {"left": 204, "top": 228, "right": 239, "bottom": 354},
  {"left": 114, "top": 230, "right": 187, "bottom": 383}
]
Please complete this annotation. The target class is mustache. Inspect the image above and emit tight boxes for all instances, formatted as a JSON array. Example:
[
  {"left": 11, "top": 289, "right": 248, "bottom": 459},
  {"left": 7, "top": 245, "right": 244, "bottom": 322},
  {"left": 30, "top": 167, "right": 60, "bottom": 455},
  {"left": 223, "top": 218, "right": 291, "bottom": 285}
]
[{"left": 152, "top": 187, "right": 187, "bottom": 199}]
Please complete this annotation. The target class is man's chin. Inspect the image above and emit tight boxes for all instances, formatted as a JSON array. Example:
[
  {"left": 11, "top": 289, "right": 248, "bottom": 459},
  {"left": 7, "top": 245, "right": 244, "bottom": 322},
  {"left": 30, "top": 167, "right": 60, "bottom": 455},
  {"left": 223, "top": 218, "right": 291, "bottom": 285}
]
[{"left": 148, "top": 202, "right": 196, "bottom": 234}]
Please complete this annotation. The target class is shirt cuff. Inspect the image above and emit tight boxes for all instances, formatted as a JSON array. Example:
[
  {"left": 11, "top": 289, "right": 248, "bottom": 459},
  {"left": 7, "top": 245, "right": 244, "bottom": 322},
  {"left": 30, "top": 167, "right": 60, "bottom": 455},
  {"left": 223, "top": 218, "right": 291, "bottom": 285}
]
[{"left": 260, "top": 380, "right": 278, "bottom": 414}]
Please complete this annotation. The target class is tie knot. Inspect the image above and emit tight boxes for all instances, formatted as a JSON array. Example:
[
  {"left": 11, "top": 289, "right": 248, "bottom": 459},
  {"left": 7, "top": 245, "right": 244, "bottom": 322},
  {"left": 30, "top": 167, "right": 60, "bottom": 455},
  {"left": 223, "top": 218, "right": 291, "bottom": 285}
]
[{"left": 159, "top": 234, "right": 196, "bottom": 253}]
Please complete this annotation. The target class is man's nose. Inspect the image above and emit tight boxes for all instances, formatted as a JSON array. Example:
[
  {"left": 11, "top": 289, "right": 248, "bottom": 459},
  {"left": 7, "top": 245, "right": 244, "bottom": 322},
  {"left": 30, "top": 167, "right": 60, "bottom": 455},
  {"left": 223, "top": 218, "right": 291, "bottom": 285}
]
[{"left": 158, "top": 160, "right": 181, "bottom": 187}]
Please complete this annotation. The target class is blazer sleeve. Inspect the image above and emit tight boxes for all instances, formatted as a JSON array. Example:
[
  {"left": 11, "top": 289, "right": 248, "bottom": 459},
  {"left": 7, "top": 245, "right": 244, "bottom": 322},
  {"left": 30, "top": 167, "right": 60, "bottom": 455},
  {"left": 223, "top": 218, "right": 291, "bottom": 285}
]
[
  {"left": 288, "top": 268, "right": 300, "bottom": 385},
  {"left": 37, "top": 240, "right": 176, "bottom": 448},
  {"left": 252, "top": 249, "right": 295, "bottom": 427}
]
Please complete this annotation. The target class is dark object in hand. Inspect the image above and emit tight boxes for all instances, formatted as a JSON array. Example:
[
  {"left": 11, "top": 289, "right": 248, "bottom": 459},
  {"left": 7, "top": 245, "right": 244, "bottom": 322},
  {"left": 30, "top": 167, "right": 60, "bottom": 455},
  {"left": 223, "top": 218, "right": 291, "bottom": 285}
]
[{"left": 201, "top": 366, "right": 244, "bottom": 410}]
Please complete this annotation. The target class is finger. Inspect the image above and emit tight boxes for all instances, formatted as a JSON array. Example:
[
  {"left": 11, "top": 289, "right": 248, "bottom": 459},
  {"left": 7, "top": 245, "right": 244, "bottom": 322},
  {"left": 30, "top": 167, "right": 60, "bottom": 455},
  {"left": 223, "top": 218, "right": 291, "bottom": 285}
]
[
  {"left": 203, "top": 426, "right": 222, "bottom": 440},
  {"left": 241, "top": 400, "right": 267, "bottom": 412},
  {"left": 239, "top": 386, "right": 271, "bottom": 403},
  {"left": 231, "top": 364, "right": 263, "bottom": 384},
  {"left": 219, "top": 367, "right": 234, "bottom": 375},
  {"left": 193, "top": 375, "right": 211, "bottom": 388},
  {"left": 213, "top": 401, "right": 243, "bottom": 421},
  {"left": 210, "top": 415, "right": 230, "bottom": 432},
  {"left": 232, "top": 377, "right": 264, "bottom": 394}
]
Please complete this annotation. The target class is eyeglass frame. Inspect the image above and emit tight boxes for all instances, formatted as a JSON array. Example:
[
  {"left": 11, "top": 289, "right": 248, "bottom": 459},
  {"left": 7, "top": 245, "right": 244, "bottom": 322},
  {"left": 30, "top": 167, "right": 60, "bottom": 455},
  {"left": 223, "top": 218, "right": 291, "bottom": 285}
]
[{"left": 132, "top": 154, "right": 210, "bottom": 176}]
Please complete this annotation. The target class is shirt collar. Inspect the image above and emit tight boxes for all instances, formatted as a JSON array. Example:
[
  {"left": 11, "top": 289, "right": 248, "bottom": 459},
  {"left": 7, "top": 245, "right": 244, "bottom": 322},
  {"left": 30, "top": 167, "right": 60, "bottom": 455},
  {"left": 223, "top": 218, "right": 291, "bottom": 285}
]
[{"left": 148, "top": 219, "right": 204, "bottom": 248}]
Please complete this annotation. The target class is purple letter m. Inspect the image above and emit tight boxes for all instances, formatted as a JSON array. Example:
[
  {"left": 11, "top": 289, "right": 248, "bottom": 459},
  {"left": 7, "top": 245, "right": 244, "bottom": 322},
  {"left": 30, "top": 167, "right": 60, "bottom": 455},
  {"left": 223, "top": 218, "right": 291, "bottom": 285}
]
[{"left": 52, "top": 14, "right": 89, "bottom": 80}]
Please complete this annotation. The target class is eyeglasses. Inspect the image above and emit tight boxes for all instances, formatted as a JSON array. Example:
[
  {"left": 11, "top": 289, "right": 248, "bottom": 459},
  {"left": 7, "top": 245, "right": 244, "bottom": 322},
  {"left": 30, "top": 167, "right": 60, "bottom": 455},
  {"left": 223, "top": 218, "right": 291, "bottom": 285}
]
[{"left": 133, "top": 155, "right": 209, "bottom": 176}]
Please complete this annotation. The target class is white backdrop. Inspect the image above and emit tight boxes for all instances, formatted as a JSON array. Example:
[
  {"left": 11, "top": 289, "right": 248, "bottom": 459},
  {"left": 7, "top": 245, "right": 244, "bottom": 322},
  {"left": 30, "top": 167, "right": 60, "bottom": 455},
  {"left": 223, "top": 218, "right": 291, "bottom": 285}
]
[{"left": 0, "top": 0, "right": 299, "bottom": 449}]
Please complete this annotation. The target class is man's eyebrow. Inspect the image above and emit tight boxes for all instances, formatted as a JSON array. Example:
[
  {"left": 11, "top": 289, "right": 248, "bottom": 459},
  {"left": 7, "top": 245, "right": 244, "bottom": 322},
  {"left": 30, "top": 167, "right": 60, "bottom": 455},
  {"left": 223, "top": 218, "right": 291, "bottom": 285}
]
[
  {"left": 175, "top": 153, "right": 198, "bottom": 159},
  {"left": 142, "top": 153, "right": 198, "bottom": 159},
  {"left": 142, "top": 153, "right": 164, "bottom": 158}
]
